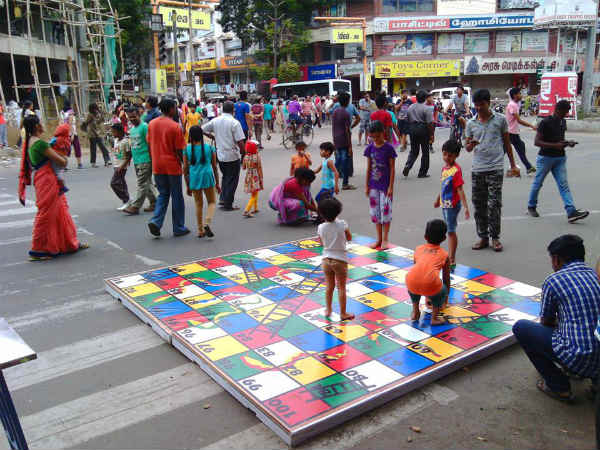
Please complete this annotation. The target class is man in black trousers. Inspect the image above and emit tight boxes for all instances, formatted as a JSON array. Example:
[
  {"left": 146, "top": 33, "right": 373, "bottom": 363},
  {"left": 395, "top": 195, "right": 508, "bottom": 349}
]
[{"left": 403, "top": 89, "right": 434, "bottom": 178}]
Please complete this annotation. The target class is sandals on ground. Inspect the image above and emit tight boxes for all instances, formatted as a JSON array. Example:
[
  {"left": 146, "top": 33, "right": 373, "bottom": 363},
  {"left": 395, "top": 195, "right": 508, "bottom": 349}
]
[{"left": 536, "top": 379, "right": 574, "bottom": 403}]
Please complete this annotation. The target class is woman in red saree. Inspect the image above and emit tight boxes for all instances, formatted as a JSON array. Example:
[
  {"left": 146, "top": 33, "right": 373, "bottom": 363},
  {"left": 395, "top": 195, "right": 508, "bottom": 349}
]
[{"left": 19, "top": 115, "right": 88, "bottom": 261}]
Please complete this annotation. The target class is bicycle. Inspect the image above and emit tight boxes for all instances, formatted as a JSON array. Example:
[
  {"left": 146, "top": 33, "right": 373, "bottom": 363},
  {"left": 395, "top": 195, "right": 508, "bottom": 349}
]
[
  {"left": 282, "top": 117, "right": 314, "bottom": 150},
  {"left": 449, "top": 111, "right": 466, "bottom": 149}
]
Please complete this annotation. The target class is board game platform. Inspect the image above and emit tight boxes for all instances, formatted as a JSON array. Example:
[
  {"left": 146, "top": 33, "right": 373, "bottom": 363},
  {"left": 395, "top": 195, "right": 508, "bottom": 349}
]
[{"left": 104, "top": 235, "right": 541, "bottom": 446}]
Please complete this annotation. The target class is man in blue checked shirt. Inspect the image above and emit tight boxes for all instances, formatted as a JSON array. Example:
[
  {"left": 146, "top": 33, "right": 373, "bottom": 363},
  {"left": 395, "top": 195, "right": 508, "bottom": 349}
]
[{"left": 513, "top": 234, "right": 600, "bottom": 401}]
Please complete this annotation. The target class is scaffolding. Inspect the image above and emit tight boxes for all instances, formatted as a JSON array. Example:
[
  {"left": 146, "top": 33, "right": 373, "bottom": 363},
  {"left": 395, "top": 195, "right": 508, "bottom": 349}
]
[{"left": 2, "top": 0, "right": 125, "bottom": 120}]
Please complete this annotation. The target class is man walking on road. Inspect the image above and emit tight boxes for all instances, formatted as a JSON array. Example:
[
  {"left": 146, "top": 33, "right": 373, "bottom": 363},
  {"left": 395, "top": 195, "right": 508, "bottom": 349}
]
[
  {"left": 146, "top": 98, "right": 190, "bottom": 238},
  {"left": 506, "top": 87, "right": 536, "bottom": 174},
  {"left": 203, "top": 101, "right": 246, "bottom": 211},
  {"left": 332, "top": 92, "right": 356, "bottom": 191},
  {"left": 358, "top": 93, "right": 374, "bottom": 146},
  {"left": 527, "top": 100, "right": 588, "bottom": 223},
  {"left": 403, "top": 90, "right": 434, "bottom": 179},
  {"left": 234, "top": 91, "right": 252, "bottom": 141}
]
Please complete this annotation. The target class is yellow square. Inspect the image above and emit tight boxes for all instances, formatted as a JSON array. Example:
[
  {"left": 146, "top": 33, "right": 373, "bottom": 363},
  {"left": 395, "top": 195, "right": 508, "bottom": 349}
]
[
  {"left": 355, "top": 292, "right": 398, "bottom": 309},
  {"left": 297, "top": 239, "right": 321, "bottom": 249},
  {"left": 227, "top": 272, "right": 259, "bottom": 284},
  {"left": 441, "top": 305, "right": 480, "bottom": 324},
  {"left": 385, "top": 269, "right": 409, "bottom": 284},
  {"left": 282, "top": 357, "right": 335, "bottom": 384},
  {"left": 408, "top": 337, "right": 462, "bottom": 362},
  {"left": 322, "top": 323, "right": 370, "bottom": 342},
  {"left": 348, "top": 245, "right": 377, "bottom": 255},
  {"left": 294, "top": 279, "right": 322, "bottom": 295},
  {"left": 182, "top": 294, "right": 220, "bottom": 309},
  {"left": 455, "top": 280, "right": 495, "bottom": 296},
  {"left": 265, "top": 254, "right": 296, "bottom": 265},
  {"left": 123, "top": 283, "right": 162, "bottom": 297},
  {"left": 195, "top": 335, "right": 248, "bottom": 361},
  {"left": 247, "top": 304, "right": 292, "bottom": 323},
  {"left": 170, "top": 263, "right": 206, "bottom": 276}
]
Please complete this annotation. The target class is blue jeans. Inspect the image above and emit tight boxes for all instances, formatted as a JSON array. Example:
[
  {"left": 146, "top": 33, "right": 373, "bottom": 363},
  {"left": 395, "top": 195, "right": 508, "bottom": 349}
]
[
  {"left": 527, "top": 155, "right": 575, "bottom": 215},
  {"left": 513, "top": 320, "right": 571, "bottom": 392},
  {"left": 150, "top": 174, "right": 188, "bottom": 234},
  {"left": 0, "top": 123, "right": 7, "bottom": 146},
  {"left": 335, "top": 148, "right": 350, "bottom": 186}
]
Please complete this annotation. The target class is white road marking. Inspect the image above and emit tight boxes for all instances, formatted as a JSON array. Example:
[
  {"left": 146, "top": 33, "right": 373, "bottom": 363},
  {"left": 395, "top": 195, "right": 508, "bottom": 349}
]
[
  {"left": 135, "top": 254, "right": 164, "bottom": 266},
  {"left": 22, "top": 363, "right": 220, "bottom": 449},
  {"left": 0, "top": 207, "right": 37, "bottom": 217},
  {"left": 0, "top": 193, "right": 12, "bottom": 199},
  {"left": 0, "top": 214, "right": 77, "bottom": 229},
  {"left": 106, "top": 240, "right": 124, "bottom": 250},
  {"left": 0, "top": 236, "right": 30, "bottom": 246},
  {"left": 0, "top": 199, "right": 34, "bottom": 207},
  {"left": 4, "top": 324, "right": 165, "bottom": 391}
]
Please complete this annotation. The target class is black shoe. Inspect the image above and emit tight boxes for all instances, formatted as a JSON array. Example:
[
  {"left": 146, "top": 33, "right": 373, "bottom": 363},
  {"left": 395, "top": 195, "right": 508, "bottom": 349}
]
[
  {"left": 402, "top": 168, "right": 409, "bottom": 177},
  {"left": 527, "top": 207, "right": 540, "bottom": 217},
  {"left": 417, "top": 174, "right": 430, "bottom": 178},
  {"left": 219, "top": 206, "right": 240, "bottom": 211},
  {"left": 204, "top": 225, "right": 214, "bottom": 238},
  {"left": 568, "top": 209, "right": 589, "bottom": 223},
  {"left": 148, "top": 222, "right": 160, "bottom": 237},
  {"left": 174, "top": 229, "right": 191, "bottom": 237}
]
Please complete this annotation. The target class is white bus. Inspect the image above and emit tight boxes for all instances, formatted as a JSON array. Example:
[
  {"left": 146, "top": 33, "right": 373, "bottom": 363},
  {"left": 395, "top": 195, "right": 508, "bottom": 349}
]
[{"left": 272, "top": 79, "right": 352, "bottom": 102}]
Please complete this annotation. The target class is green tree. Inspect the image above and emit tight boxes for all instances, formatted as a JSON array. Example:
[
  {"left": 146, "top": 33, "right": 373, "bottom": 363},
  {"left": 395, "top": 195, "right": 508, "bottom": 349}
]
[{"left": 277, "top": 62, "right": 302, "bottom": 83}]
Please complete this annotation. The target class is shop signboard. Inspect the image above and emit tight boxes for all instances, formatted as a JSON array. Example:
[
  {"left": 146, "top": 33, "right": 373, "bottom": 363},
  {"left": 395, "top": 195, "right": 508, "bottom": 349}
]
[
  {"left": 307, "top": 64, "right": 336, "bottom": 81},
  {"left": 338, "top": 63, "right": 364, "bottom": 76},
  {"left": 158, "top": 6, "right": 210, "bottom": 30},
  {"left": 380, "top": 34, "right": 434, "bottom": 57},
  {"left": 437, "top": 0, "right": 496, "bottom": 16},
  {"left": 538, "top": 72, "right": 577, "bottom": 118},
  {"left": 521, "top": 31, "right": 549, "bottom": 51},
  {"left": 437, "top": 33, "right": 464, "bottom": 54},
  {"left": 191, "top": 59, "right": 217, "bottom": 71},
  {"left": 155, "top": 69, "right": 167, "bottom": 94},
  {"left": 219, "top": 56, "right": 258, "bottom": 69},
  {"left": 375, "top": 60, "right": 461, "bottom": 78},
  {"left": 331, "top": 28, "right": 362, "bottom": 44},
  {"left": 373, "top": 14, "right": 534, "bottom": 33},
  {"left": 203, "top": 83, "right": 219, "bottom": 93},
  {"left": 534, "top": 0, "right": 597, "bottom": 27},
  {"left": 450, "top": 15, "right": 533, "bottom": 29},
  {"left": 464, "top": 32, "right": 490, "bottom": 53},
  {"left": 464, "top": 56, "right": 559, "bottom": 75},
  {"left": 496, "top": 31, "right": 522, "bottom": 52}
]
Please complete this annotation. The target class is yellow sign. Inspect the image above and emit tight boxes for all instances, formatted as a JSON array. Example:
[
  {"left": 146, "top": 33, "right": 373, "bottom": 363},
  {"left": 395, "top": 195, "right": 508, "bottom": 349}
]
[
  {"left": 375, "top": 60, "right": 461, "bottom": 78},
  {"left": 381, "top": 79, "right": 388, "bottom": 92},
  {"left": 365, "top": 72, "right": 372, "bottom": 91},
  {"left": 331, "top": 28, "right": 362, "bottom": 44},
  {"left": 159, "top": 6, "right": 210, "bottom": 30},
  {"left": 191, "top": 59, "right": 217, "bottom": 71},
  {"left": 155, "top": 69, "right": 167, "bottom": 93}
]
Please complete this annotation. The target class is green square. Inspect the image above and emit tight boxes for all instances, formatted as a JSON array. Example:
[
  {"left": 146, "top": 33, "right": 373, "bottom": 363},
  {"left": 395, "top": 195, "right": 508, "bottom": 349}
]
[
  {"left": 195, "top": 301, "right": 238, "bottom": 321},
  {"left": 311, "top": 246, "right": 324, "bottom": 254},
  {"left": 223, "top": 253, "right": 255, "bottom": 265},
  {"left": 185, "top": 270, "right": 222, "bottom": 282},
  {"left": 379, "top": 302, "right": 412, "bottom": 319},
  {"left": 479, "top": 289, "right": 523, "bottom": 307},
  {"left": 462, "top": 317, "right": 512, "bottom": 338},
  {"left": 349, "top": 333, "right": 401, "bottom": 358},
  {"left": 347, "top": 267, "right": 378, "bottom": 281},
  {"left": 305, "top": 373, "right": 367, "bottom": 408},
  {"left": 246, "top": 279, "right": 279, "bottom": 294},
  {"left": 134, "top": 291, "right": 176, "bottom": 308},
  {"left": 306, "top": 290, "right": 327, "bottom": 305},
  {"left": 215, "top": 350, "right": 273, "bottom": 380},
  {"left": 280, "top": 261, "right": 317, "bottom": 271},
  {"left": 269, "top": 315, "right": 317, "bottom": 339}
]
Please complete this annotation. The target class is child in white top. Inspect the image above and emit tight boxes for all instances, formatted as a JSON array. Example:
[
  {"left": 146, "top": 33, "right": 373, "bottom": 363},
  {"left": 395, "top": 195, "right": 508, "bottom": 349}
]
[{"left": 317, "top": 197, "right": 354, "bottom": 320}]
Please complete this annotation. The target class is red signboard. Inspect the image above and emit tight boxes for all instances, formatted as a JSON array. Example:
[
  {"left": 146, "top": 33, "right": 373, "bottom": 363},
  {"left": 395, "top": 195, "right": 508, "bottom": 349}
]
[{"left": 538, "top": 72, "right": 578, "bottom": 119}]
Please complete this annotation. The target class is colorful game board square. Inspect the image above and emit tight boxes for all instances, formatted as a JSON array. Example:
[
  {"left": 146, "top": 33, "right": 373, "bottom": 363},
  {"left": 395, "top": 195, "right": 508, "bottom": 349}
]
[
  {"left": 181, "top": 294, "right": 220, "bottom": 309},
  {"left": 195, "top": 277, "right": 238, "bottom": 293},
  {"left": 385, "top": 269, "right": 409, "bottom": 284},
  {"left": 280, "top": 261, "right": 318, "bottom": 271},
  {"left": 196, "top": 302, "right": 239, "bottom": 322},
  {"left": 255, "top": 340, "right": 307, "bottom": 366},
  {"left": 459, "top": 297, "right": 505, "bottom": 315},
  {"left": 379, "top": 301, "right": 413, "bottom": 320},
  {"left": 216, "top": 350, "right": 274, "bottom": 380},
  {"left": 222, "top": 253, "right": 255, "bottom": 265},
  {"left": 225, "top": 272, "right": 256, "bottom": 285},
  {"left": 355, "top": 292, "right": 397, "bottom": 309},
  {"left": 234, "top": 325, "right": 284, "bottom": 349},
  {"left": 346, "top": 281, "right": 374, "bottom": 297},
  {"left": 259, "top": 285, "right": 298, "bottom": 302},
  {"left": 270, "top": 244, "right": 303, "bottom": 254},
  {"left": 216, "top": 312, "right": 260, "bottom": 334},
  {"left": 296, "top": 239, "right": 321, "bottom": 250},
  {"left": 349, "top": 333, "right": 401, "bottom": 358},
  {"left": 199, "top": 258, "right": 232, "bottom": 270},
  {"left": 228, "top": 293, "right": 273, "bottom": 311},
  {"left": 355, "top": 310, "right": 402, "bottom": 331},
  {"left": 350, "top": 235, "right": 377, "bottom": 245},
  {"left": 238, "top": 258, "right": 273, "bottom": 270},
  {"left": 348, "top": 245, "right": 378, "bottom": 256},
  {"left": 502, "top": 282, "right": 541, "bottom": 297},
  {"left": 134, "top": 291, "right": 177, "bottom": 308},
  {"left": 440, "top": 305, "right": 480, "bottom": 325},
  {"left": 245, "top": 278, "right": 278, "bottom": 294},
  {"left": 373, "top": 253, "right": 413, "bottom": 268},
  {"left": 212, "top": 265, "right": 244, "bottom": 277},
  {"left": 270, "top": 272, "right": 305, "bottom": 286},
  {"left": 281, "top": 356, "right": 336, "bottom": 384},
  {"left": 142, "top": 268, "right": 177, "bottom": 281},
  {"left": 488, "top": 307, "right": 536, "bottom": 325},
  {"left": 378, "top": 285, "right": 410, "bottom": 301},
  {"left": 264, "top": 387, "right": 331, "bottom": 426},
  {"left": 300, "top": 308, "right": 340, "bottom": 328},
  {"left": 378, "top": 346, "right": 434, "bottom": 376},
  {"left": 347, "top": 256, "right": 378, "bottom": 267},
  {"left": 478, "top": 288, "right": 524, "bottom": 306},
  {"left": 239, "top": 370, "right": 300, "bottom": 402},
  {"left": 147, "top": 300, "right": 193, "bottom": 319},
  {"left": 247, "top": 304, "right": 292, "bottom": 323},
  {"left": 292, "top": 279, "right": 324, "bottom": 296},
  {"left": 330, "top": 298, "right": 373, "bottom": 316},
  {"left": 314, "top": 343, "right": 371, "bottom": 372},
  {"left": 449, "top": 273, "right": 468, "bottom": 285},
  {"left": 161, "top": 310, "right": 208, "bottom": 331},
  {"left": 462, "top": 316, "right": 513, "bottom": 338},
  {"left": 452, "top": 264, "right": 486, "bottom": 279},
  {"left": 264, "top": 254, "right": 296, "bottom": 265},
  {"left": 388, "top": 323, "right": 430, "bottom": 342},
  {"left": 278, "top": 297, "right": 322, "bottom": 315},
  {"left": 454, "top": 280, "right": 496, "bottom": 296},
  {"left": 123, "top": 282, "right": 162, "bottom": 297},
  {"left": 409, "top": 315, "right": 456, "bottom": 335},
  {"left": 111, "top": 274, "right": 146, "bottom": 288},
  {"left": 178, "top": 322, "right": 227, "bottom": 345},
  {"left": 361, "top": 275, "right": 398, "bottom": 292},
  {"left": 362, "top": 262, "right": 398, "bottom": 274},
  {"left": 435, "top": 327, "right": 489, "bottom": 350},
  {"left": 185, "top": 270, "right": 223, "bottom": 282},
  {"left": 289, "top": 328, "right": 345, "bottom": 352},
  {"left": 288, "top": 249, "right": 319, "bottom": 260},
  {"left": 302, "top": 255, "right": 324, "bottom": 266},
  {"left": 195, "top": 335, "right": 249, "bottom": 361},
  {"left": 510, "top": 300, "right": 541, "bottom": 316},
  {"left": 322, "top": 322, "right": 370, "bottom": 342},
  {"left": 258, "top": 266, "right": 289, "bottom": 279},
  {"left": 154, "top": 275, "right": 190, "bottom": 292},
  {"left": 347, "top": 267, "right": 379, "bottom": 280},
  {"left": 471, "top": 273, "right": 515, "bottom": 288},
  {"left": 407, "top": 337, "right": 462, "bottom": 362},
  {"left": 170, "top": 263, "right": 206, "bottom": 276},
  {"left": 213, "top": 285, "right": 254, "bottom": 301},
  {"left": 342, "top": 360, "right": 403, "bottom": 392},
  {"left": 447, "top": 287, "right": 470, "bottom": 304},
  {"left": 172, "top": 284, "right": 209, "bottom": 300},
  {"left": 385, "top": 246, "right": 414, "bottom": 259},
  {"left": 268, "top": 314, "right": 317, "bottom": 339}
]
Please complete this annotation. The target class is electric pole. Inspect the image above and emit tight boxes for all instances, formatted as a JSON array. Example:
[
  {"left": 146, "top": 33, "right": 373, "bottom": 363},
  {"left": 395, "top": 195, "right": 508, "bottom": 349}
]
[
  {"left": 582, "top": 0, "right": 598, "bottom": 114},
  {"left": 172, "top": 9, "right": 179, "bottom": 96}
]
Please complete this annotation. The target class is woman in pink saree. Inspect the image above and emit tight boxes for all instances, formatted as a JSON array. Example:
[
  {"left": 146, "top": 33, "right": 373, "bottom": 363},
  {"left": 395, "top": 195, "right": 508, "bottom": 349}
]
[
  {"left": 269, "top": 167, "right": 317, "bottom": 225},
  {"left": 19, "top": 115, "right": 88, "bottom": 261}
]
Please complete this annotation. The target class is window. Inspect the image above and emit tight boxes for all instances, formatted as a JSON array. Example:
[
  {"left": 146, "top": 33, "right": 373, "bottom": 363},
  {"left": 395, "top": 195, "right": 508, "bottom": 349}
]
[
  {"left": 498, "top": 0, "right": 536, "bottom": 9},
  {"left": 321, "top": 1, "right": 347, "bottom": 17},
  {"left": 300, "top": 45, "right": 314, "bottom": 64},
  {"left": 321, "top": 43, "right": 344, "bottom": 61},
  {"left": 382, "top": 0, "right": 434, "bottom": 13}
]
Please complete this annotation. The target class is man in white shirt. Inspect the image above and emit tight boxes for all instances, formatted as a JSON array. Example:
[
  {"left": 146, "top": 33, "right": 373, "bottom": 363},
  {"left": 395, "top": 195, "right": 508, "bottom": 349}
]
[
  {"left": 202, "top": 101, "right": 246, "bottom": 211},
  {"left": 206, "top": 99, "right": 216, "bottom": 120}
]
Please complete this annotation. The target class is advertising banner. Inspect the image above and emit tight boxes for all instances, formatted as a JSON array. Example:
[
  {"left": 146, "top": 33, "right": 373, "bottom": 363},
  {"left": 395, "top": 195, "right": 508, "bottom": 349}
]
[
  {"left": 155, "top": 69, "right": 167, "bottom": 93},
  {"left": 464, "top": 32, "right": 490, "bottom": 53},
  {"left": 496, "top": 31, "right": 522, "bottom": 52},
  {"left": 437, "top": 33, "right": 464, "bottom": 54},
  {"left": 158, "top": 6, "right": 211, "bottom": 30},
  {"left": 373, "top": 14, "right": 533, "bottom": 32},
  {"left": 338, "top": 63, "right": 365, "bottom": 76},
  {"left": 539, "top": 72, "right": 578, "bottom": 118},
  {"left": 375, "top": 60, "right": 461, "bottom": 78},
  {"left": 521, "top": 31, "right": 549, "bottom": 51},
  {"left": 219, "top": 56, "right": 257, "bottom": 69},
  {"left": 380, "top": 34, "right": 434, "bottom": 57},
  {"left": 534, "top": 0, "right": 597, "bottom": 26},
  {"left": 464, "top": 56, "right": 559, "bottom": 75},
  {"left": 450, "top": 15, "right": 533, "bottom": 29},
  {"left": 307, "top": 64, "right": 336, "bottom": 81},
  {"left": 191, "top": 59, "right": 217, "bottom": 71},
  {"left": 437, "top": 0, "right": 496, "bottom": 16},
  {"left": 331, "top": 28, "right": 363, "bottom": 44}
]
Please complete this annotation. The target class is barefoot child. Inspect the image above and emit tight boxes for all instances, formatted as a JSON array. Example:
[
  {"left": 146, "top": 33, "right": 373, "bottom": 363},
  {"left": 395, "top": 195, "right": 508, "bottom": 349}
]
[
  {"left": 364, "top": 120, "right": 397, "bottom": 250},
  {"left": 183, "top": 125, "right": 220, "bottom": 238},
  {"left": 434, "top": 139, "right": 470, "bottom": 270},
  {"left": 242, "top": 140, "right": 263, "bottom": 218},
  {"left": 290, "top": 140, "right": 312, "bottom": 176},
  {"left": 109, "top": 123, "right": 131, "bottom": 210},
  {"left": 313, "top": 141, "right": 339, "bottom": 203},
  {"left": 406, "top": 219, "right": 451, "bottom": 325},
  {"left": 317, "top": 197, "right": 354, "bottom": 320}
]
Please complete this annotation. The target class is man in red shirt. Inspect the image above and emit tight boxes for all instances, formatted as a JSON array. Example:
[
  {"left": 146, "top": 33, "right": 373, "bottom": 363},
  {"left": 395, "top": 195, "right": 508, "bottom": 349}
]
[
  {"left": 147, "top": 98, "right": 190, "bottom": 238},
  {"left": 370, "top": 95, "right": 394, "bottom": 143}
]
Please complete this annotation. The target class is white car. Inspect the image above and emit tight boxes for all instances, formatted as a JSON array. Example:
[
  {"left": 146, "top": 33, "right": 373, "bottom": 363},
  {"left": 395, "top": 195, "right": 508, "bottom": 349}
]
[{"left": 430, "top": 86, "right": 472, "bottom": 111}]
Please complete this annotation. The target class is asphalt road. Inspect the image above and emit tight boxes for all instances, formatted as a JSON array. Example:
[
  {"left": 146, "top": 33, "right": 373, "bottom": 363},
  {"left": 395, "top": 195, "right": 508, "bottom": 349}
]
[{"left": 0, "top": 122, "right": 597, "bottom": 450}]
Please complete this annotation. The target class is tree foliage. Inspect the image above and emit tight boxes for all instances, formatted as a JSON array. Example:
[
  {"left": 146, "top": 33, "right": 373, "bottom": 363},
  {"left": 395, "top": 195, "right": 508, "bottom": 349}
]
[{"left": 277, "top": 62, "right": 302, "bottom": 83}]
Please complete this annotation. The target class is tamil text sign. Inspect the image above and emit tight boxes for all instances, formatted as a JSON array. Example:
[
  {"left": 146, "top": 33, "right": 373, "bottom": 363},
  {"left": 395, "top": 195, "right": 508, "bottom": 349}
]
[
  {"left": 331, "top": 28, "right": 362, "bottom": 44},
  {"left": 158, "top": 6, "right": 210, "bottom": 30},
  {"left": 373, "top": 14, "right": 533, "bottom": 32},
  {"left": 307, "top": 64, "right": 336, "bottom": 81},
  {"left": 464, "top": 56, "right": 559, "bottom": 75},
  {"left": 375, "top": 60, "right": 460, "bottom": 78},
  {"left": 534, "top": 0, "right": 597, "bottom": 26}
]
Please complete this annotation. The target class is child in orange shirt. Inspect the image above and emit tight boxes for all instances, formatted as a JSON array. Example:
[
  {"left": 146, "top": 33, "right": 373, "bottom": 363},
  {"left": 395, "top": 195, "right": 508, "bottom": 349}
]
[
  {"left": 50, "top": 123, "right": 71, "bottom": 194},
  {"left": 290, "top": 140, "right": 312, "bottom": 175},
  {"left": 405, "top": 219, "right": 451, "bottom": 325}
]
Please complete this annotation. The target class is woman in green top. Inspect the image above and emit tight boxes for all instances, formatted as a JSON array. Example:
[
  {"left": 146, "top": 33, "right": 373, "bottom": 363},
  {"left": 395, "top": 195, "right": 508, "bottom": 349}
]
[
  {"left": 18, "top": 115, "right": 87, "bottom": 260},
  {"left": 183, "top": 125, "right": 220, "bottom": 238}
]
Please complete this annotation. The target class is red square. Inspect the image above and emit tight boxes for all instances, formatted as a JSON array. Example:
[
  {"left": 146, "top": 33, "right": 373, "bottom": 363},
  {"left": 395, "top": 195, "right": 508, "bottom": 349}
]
[
  {"left": 355, "top": 310, "right": 402, "bottom": 331},
  {"left": 214, "top": 285, "right": 253, "bottom": 301},
  {"left": 347, "top": 256, "right": 377, "bottom": 267},
  {"left": 436, "top": 327, "right": 488, "bottom": 349},
  {"left": 160, "top": 310, "right": 208, "bottom": 331},
  {"left": 288, "top": 250, "right": 319, "bottom": 260},
  {"left": 200, "top": 258, "right": 231, "bottom": 270},
  {"left": 154, "top": 276, "right": 191, "bottom": 292},
  {"left": 461, "top": 298, "right": 505, "bottom": 315},
  {"left": 472, "top": 273, "right": 514, "bottom": 288},
  {"left": 314, "top": 344, "right": 371, "bottom": 371},
  {"left": 279, "top": 296, "right": 323, "bottom": 314},
  {"left": 378, "top": 285, "right": 410, "bottom": 301},
  {"left": 233, "top": 325, "right": 283, "bottom": 349},
  {"left": 259, "top": 266, "right": 289, "bottom": 278},
  {"left": 263, "top": 387, "right": 330, "bottom": 426}
]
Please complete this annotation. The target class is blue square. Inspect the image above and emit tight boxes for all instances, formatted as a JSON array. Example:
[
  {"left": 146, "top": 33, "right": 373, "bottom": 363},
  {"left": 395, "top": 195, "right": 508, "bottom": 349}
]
[
  {"left": 448, "top": 288, "right": 470, "bottom": 305},
  {"left": 385, "top": 257, "right": 414, "bottom": 269},
  {"left": 261, "top": 285, "right": 298, "bottom": 302},
  {"left": 510, "top": 300, "right": 540, "bottom": 316},
  {"left": 453, "top": 264, "right": 487, "bottom": 279},
  {"left": 332, "top": 298, "right": 374, "bottom": 315},
  {"left": 352, "top": 235, "right": 377, "bottom": 245},
  {"left": 143, "top": 268, "right": 177, "bottom": 282},
  {"left": 239, "top": 259, "right": 273, "bottom": 270},
  {"left": 378, "top": 347, "right": 434, "bottom": 375},
  {"left": 362, "top": 275, "right": 397, "bottom": 292},
  {"left": 289, "top": 328, "right": 344, "bottom": 352},
  {"left": 147, "top": 301, "right": 192, "bottom": 318},
  {"left": 410, "top": 315, "right": 456, "bottom": 335},
  {"left": 217, "top": 313, "right": 259, "bottom": 334},
  {"left": 270, "top": 244, "right": 303, "bottom": 254},
  {"left": 195, "top": 277, "right": 238, "bottom": 293}
]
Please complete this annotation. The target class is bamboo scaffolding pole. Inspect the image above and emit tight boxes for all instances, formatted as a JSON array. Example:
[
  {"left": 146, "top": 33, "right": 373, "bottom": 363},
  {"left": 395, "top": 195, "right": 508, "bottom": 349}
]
[
  {"left": 81, "top": 2, "right": 108, "bottom": 109},
  {"left": 5, "top": 2, "right": 20, "bottom": 102},
  {"left": 39, "top": 3, "right": 61, "bottom": 119},
  {"left": 102, "top": 0, "right": 120, "bottom": 102},
  {"left": 26, "top": 0, "right": 47, "bottom": 122},
  {"left": 60, "top": 1, "right": 82, "bottom": 115}
]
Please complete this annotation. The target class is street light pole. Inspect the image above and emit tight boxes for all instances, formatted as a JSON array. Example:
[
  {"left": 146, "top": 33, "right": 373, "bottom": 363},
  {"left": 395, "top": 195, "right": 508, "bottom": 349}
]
[
  {"left": 172, "top": 10, "right": 179, "bottom": 96},
  {"left": 582, "top": 0, "right": 599, "bottom": 114}
]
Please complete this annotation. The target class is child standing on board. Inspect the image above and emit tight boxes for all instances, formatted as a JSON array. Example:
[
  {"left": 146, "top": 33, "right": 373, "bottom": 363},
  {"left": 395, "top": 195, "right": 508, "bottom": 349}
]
[
  {"left": 242, "top": 140, "right": 263, "bottom": 218},
  {"left": 434, "top": 139, "right": 470, "bottom": 271},
  {"left": 290, "top": 140, "right": 312, "bottom": 176},
  {"left": 313, "top": 142, "right": 340, "bottom": 204},
  {"left": 364, "top": 120, "right": 397, "bottom": 250},
  {"left": 317, "top": 197, "right": 354, "bottom": 320},
  {"left": 405, "top": 219, "right": 451, "bottom": 325}
]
